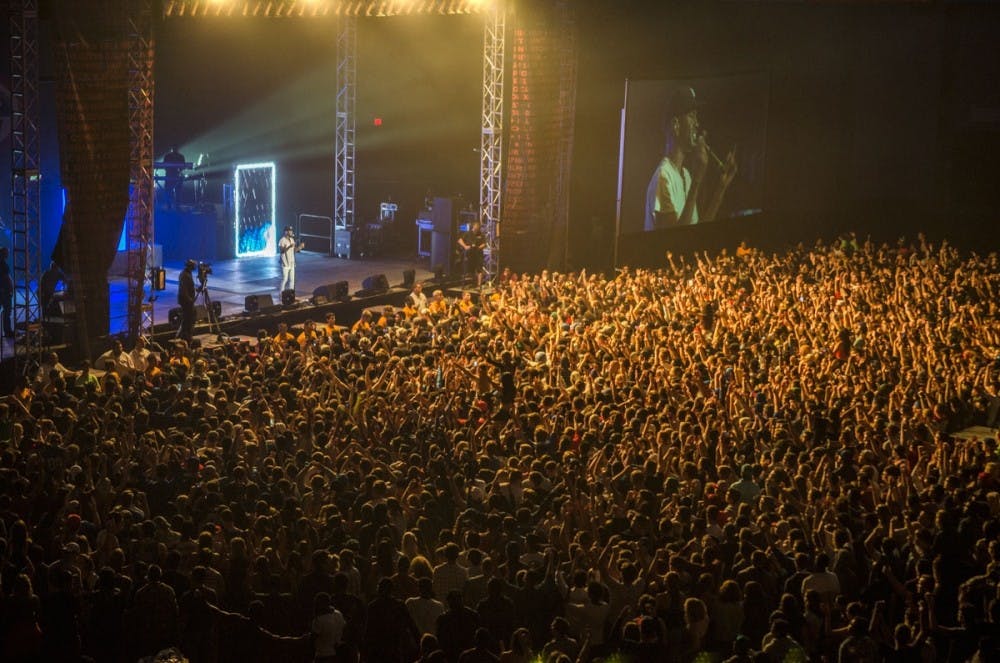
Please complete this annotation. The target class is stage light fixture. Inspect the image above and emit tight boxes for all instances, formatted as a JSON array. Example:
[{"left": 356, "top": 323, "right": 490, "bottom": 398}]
[
  {"left": 234, "top": 162, "right": 277, "bottom": 258},
  {"left": 164, "top": 0, "right": 495, "bottom": 16}
]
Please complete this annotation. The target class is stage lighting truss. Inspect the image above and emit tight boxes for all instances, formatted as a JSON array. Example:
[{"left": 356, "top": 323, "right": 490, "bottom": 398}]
[
  {"left": 162, "top": 0, "right": 496, "bottom": 18},
  {"left": 479, "top": 4, "right": 504, "bottom": 283},
  {"left": 126, "top": 0, "right": 156, "bottom": 341},
  {"left": 234, "top": 162, "right": 277, "bottom": 258},
  {"left": 10, "top": 0, "right": 43, "bottom": 374},
  {"left": 335, "top": 15, "right": 357, "bottom": 230}
]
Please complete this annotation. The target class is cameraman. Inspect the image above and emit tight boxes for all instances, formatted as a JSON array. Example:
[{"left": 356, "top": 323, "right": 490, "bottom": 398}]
[{"left": 178, "top": 259, "right": 196, "bottom": 341}]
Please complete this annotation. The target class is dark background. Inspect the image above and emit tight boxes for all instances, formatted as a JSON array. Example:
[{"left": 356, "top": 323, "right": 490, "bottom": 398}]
[
  {"left": 154, "top": 14, "right": 482, "bottom": 249},
  {"left": 2, "top": 1, "right": 1000, "bottom": 271},
  {"left": 573, "top": 1, "right": 1000, "bottom": 268}
]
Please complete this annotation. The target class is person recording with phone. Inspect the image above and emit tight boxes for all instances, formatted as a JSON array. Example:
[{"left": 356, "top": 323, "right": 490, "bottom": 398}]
[
  {"left": 645, "top": 87, "right": 738, "bottom": 230},
  {"left": 278, "top": 225, "right": 305, "bottom": 294}
]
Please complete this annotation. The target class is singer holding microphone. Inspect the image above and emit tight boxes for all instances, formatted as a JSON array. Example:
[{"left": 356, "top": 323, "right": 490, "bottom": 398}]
[
  {"left": 645, "top": 87, "right": 738, "bottom": 230},
  {"left": 278, "top": 225, "right": 305, "bottom": 294}
]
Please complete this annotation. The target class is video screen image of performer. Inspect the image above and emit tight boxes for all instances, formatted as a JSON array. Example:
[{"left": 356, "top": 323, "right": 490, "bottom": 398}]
[{"left": 645, "top": 87, "right": 738, "bottom": 230}]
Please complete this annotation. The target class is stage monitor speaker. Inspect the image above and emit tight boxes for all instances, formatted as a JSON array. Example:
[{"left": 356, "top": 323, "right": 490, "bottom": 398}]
[
  {"left": 245, "top": 293, "right": 274, "bottom": 314},
  {"left": 334, "top": 228, "right": 355, "bottom": 259},
  {"left": 169, "top": 305, "right": 215, "bottom": 327},
  {"left": 281, "top": 289, "right": 296, "bottom": 307},
  {"left": 311, "top": 281, "right": 349, "bottom": 305},
  {"left": 354, "top": 274, "right": 389, "bottom": 298},
  {"left": 401, "top": 269, "right": 416, "bottom": 288},
  {"left": 362, "top": 274, "right": 389, "bottom": 292},
  {"left": 431, "top": 231, "right": 453, "bottom": 275}
]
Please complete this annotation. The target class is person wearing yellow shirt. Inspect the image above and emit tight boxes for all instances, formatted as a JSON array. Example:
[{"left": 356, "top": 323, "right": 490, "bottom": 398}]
[
  {"left": 323, "top": 312, "right": 341, "bottom": 340},
  {"left": 351, "top": 310, "right": 373, "bottom": 334},
  {"left": 297, "top": 319, "right": 321, "bottom": 350},
  {"left": 457, "top": 291, "right": 474, "bottom": 315},
  {"left": 376, "top": 305, "right": 398, "bottom": 328},
  {"left": 427, "top": 290, "right": 449, "bottom": 318},
  {"left": 144, "top": 353, "right": 163, "bottom": 381},
  {"left": 273, "top": 322, "right": 296, "bottom": 347},
  {"left": 168, "top": 341, "right": 191, "bottom": 371}
]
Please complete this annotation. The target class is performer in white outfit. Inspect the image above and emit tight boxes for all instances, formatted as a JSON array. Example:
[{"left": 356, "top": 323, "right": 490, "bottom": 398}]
[{"left": 278, "top": 225, "right": 304, "bottom": 293}]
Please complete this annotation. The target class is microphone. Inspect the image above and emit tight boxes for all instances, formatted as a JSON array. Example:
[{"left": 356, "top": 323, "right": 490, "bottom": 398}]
[
  {"left": 706, "top": 145, "right": 726, "bottom": 170},
  {"left": 697, "top": 131, "right": 726, "bottom": 169}
]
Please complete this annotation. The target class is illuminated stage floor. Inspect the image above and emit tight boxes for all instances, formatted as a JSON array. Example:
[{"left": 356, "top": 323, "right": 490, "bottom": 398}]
[{"left": 107, "top": 251, "right": 435, "bottom": 336}]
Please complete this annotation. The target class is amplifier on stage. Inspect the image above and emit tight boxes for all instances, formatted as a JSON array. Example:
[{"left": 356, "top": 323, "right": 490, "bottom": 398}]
[{"left": 334, "top": 228, "right": 355, "bottom": 260}]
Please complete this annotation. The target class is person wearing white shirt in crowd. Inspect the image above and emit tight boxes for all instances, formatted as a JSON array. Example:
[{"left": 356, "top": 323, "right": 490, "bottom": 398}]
[
  {"left": 801, "top": 552, "right": 841, "bottom": 608},
  {"left": 311, "top": 592, "right": 345, "bottom": 663},
  {"left": 406, "top": 577, "right": 445, "bottom": 636},
  {"left": 36, "top": 351, "right": 76, "bottom": 388},
  {"left": 129, "top": 336, "right": 152, "bottom": 375},
  {"left": 565, "top": 581, "right": 611, "bottom": 650},
  {"left": 432, "top": 543, "right": 468, "bottom": 603},
  {"left": 96, "top": 339, "right": 135, "bottom": 376},
  {"left": 408, "top": 282, "right": 428, "bottom": 314}
]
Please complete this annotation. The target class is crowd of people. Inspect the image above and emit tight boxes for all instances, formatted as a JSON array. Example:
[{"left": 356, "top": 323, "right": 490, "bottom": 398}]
[{"left": 1, "top": 234, "right": 999, "bottom": 663}]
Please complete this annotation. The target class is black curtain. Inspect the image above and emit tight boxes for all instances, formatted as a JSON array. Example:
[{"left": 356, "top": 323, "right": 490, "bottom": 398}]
[{"left": 51, "top": 0, "right": 131, "bottom": 356}]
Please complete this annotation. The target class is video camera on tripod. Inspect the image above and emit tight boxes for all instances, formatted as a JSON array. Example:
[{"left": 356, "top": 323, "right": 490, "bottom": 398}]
[{"left": 196, "top": 261, "right": 212, "bottom": 291}]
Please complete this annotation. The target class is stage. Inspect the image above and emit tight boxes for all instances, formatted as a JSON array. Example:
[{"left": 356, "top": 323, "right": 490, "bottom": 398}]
[
  {"left": 0, "top": 252, "right": 436, "bottom": 364},
  {"left": 110, "top": 251, "right": 436, "bottom": 337}
]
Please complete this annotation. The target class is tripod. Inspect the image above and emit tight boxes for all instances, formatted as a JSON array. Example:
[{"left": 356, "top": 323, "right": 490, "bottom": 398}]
[{"left": 197, "top": 279, "right": 226, "bottom": 343}]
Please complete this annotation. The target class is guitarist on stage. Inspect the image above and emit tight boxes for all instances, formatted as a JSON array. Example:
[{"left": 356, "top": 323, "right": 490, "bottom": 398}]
[{"left": 456, "top": 220, "right": 486, "bottom": 287}]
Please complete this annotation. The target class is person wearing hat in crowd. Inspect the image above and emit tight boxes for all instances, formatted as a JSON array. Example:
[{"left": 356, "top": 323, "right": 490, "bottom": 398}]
[
  {"left": 177, "top": 258, "right": 197, "bottom": 342},
  {"left": 278, "top": 225, "right": 305, "bottom": 294},
  {"left": 644, "top": 86, "right": 738, "bottom": 229}
]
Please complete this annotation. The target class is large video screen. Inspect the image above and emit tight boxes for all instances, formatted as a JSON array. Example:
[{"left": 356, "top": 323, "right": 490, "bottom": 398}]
[{"left": 618, "top": 73, "right": 769, "bottom": 234}]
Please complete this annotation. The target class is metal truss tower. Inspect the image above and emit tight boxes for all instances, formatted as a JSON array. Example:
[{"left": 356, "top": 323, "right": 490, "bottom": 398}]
[
  {"left": 126, "top": 0, "right": 156, "bottom": 340},
  {"left": 9, "top": 0, "right": 42, "bottom": 373},
  {"left": 479, "top": 4, "right": 504, "bottom": 282},
  {"left": 334, "top": 15, "right": 357, "bottom": 230}
]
